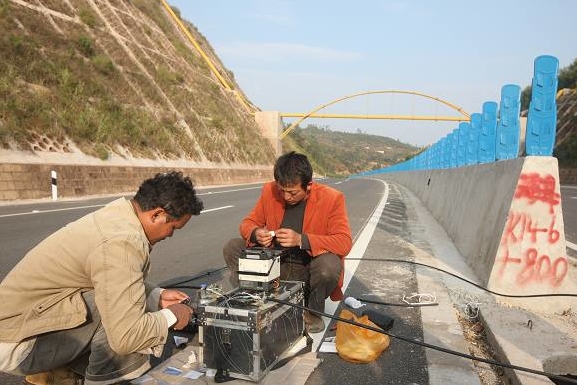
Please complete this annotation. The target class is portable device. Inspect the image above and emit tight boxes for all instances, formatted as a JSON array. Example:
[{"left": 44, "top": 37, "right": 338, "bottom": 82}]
[
  {"left": 237, "top": 247, "right": 288, "bottom": 291},
  {"left": 198, "top": 281, "right": 305, "bottom": 382}
]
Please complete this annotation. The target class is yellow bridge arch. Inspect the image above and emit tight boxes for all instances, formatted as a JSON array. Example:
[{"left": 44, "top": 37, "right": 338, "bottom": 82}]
[{"left": 279, "top": 90, "right": 471, "bottom": 139}]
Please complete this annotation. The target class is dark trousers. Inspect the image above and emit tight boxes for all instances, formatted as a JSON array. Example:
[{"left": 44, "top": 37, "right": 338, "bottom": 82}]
[
  {"left": 223, "top": 238, "right": 342, "bottom": 312},
  {"left": 12, "top": 291, "right": 150, "bottom": 385}
]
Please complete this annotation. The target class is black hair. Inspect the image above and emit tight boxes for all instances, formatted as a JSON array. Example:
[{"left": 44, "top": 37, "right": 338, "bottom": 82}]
[
  {"left": 134, "top": 171, "right": 203, "bottom": 218},
  {"left": 273, "top": 151, "right": 313, "bottom": 189}
]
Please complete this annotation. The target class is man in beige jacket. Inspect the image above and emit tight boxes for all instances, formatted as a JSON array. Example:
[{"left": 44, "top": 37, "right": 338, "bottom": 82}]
[{"left": 0, "top": 172, "right": 203, "bottom": 385}]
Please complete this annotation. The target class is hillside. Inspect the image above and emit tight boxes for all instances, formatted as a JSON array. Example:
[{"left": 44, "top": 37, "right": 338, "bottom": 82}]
[
  {"left": 282, "top": 125, "right": 418, "bottom": 176},
  {"left": 554, "top": 88, "right": 577, "bottom": 167},
  {"left": 0, "top": 0, "right": 274, "bottom": 165}
]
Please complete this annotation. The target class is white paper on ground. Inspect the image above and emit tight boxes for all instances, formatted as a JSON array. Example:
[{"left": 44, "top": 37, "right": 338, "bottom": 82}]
[
  {"left": 162, "top": 366, "right": 183, "bottom": 375},
  {"left": 319, "top": 341, "right": 337, "bottom": 353},
  {"left": 183, "top": 370, "right": 204, "bottom": 380},
  {"left": 173, "top": 336, "right": 189, "bottom": 347}
]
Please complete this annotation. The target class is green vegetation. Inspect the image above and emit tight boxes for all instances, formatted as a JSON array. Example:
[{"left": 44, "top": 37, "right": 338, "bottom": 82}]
[
  {"left": 282, "top": 125, "right": 417, "bottom": 176},
  {"left": 156, "top": 65, "right": 184, "bottom": 86},
  {"left": 77, "top": 35, "right": 94, "bottom": 57},
  {"left": 554, "top": 134, "right": 577, "bottom": 167},
  {"left": 78, "top": 7, "right": 96, "bottom": 28},
  {"left": 91, "top": 55, "right": 115, "bottom": 75},
  {"left": 0, "top": 0, "right": 274, "bottom": 165}
]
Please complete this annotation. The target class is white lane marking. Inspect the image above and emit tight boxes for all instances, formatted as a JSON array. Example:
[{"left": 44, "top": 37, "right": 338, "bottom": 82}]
[
  {"left": 0, "top": 204, "right": 234, "bottom": 218},
  {"left": 201, "top": 205, "right": 234, "bottom": 213},
  {"left": 567, "top": 240, "right": 577, "bottom": 251},
  {"left": 334, "top": 181, "right": 342, "bottom": 185},
  {"left": 197, "top": 186, "right": 262, "bottom": 196},
  {"left": 0, "top": 204, "right": 106, "bottom": 218},
  {"left": 561, "top": 185, "right": 577, "bottom": 190},
  {"left": 571, "top": 197, "right": 577, "bottom": 200},
  {"left": 310, "top": 179, "right": 390, "bottom": 351}
]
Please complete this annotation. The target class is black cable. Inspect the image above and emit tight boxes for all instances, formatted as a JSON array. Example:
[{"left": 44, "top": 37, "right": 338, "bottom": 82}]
[
  {"left": 166, "top": 285, "right": 204, "bottom": 290},
  {"left": 360, "top": 297, "right": 438, "bottom": 307},
  {"left": 267, "top": 296, "right": 577, "bottom": 384},
  {"left": 162, "top": 265, "right": 228, "bottom": 288},
  {"left": 345, "top": 258, "right": 577, "bottom": 298}
]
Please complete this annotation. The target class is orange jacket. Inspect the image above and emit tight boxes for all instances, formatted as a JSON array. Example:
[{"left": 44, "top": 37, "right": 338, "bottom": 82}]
[{"left": 239, "top": 181, "right": 352, "bottom": 300}]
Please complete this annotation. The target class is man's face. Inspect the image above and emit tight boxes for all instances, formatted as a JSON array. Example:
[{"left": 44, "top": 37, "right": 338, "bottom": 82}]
[
  {"left": 143, "top": 209, "right": 191, "bottom": 245},
  {"left": 277, "top": 181, "right": 311, "bottom": 206}
]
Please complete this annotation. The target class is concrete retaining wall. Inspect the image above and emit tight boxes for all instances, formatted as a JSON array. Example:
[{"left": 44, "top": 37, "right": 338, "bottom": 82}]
[
  {"left": 0, "top": 163, "right": 272, "bottom": 201},
  {"left": 373, "top": 157, "right": 575, "bottom": 312}
]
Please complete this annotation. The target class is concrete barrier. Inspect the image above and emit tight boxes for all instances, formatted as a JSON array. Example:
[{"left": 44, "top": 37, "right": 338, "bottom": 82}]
[
  {"left": 0, "top": 163, "right": 272, "bottom": 201},
  {"left": 373, "top": 156, "right": 575, "bottom": 313}
]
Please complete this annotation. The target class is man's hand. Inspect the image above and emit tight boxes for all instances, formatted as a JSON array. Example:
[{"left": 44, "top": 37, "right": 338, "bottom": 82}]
[
  {"left": 166, "top": 303, "right": 193, "bottom": 330},
  {"left": 275, "top": 228, "right": 302, "bottom": 248},
  {"left": 255, "top": 227, "right": 273, "bottom": 247},
  {"left": 160, "top": 289, "right": 190, "bottom": 309}
]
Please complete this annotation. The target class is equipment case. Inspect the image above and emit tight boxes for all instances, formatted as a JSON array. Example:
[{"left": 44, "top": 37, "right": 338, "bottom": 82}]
[{"left": 197, "top": 281, "right": 305, "bottom": 382}]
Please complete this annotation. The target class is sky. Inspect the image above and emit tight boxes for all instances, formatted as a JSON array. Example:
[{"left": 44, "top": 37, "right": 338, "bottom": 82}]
[{"left": 169, "top": 0, "right": 577, "bottom": 146}]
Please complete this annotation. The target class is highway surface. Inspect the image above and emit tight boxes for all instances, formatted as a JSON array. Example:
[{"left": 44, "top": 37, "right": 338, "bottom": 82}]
[
  {"left": 1, "top": 180, "right": 576, "bottom": 385},
  {"left": 0, "top": 178, "right": 383, "bottom": 285}
]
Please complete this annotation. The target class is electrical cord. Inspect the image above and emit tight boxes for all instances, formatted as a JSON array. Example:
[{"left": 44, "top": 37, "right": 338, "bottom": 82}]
[
  {"left": 360, "top": 297, "right": 438, "bottom": 307},
  {"left": 345, "top": 258, "right": 577, "bottom": 299},
  {"left": 163, "top": 265, "right": 228, "bottom": 288},
  {"left": 266, "top": 296, "right": 577, "bottom": 385}
]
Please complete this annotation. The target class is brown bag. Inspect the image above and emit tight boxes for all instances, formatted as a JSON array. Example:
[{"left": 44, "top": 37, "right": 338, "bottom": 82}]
[{"left": 335, "top": 309, "right": 390, "bottom": 363}]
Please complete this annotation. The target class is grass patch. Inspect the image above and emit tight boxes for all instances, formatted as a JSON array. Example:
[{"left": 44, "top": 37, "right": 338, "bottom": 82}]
[
  {"left": 78, "top": 7, "right": 96, "bottom": 28},
  {"left": 77, "top": 35, "right": 94, "bottom": 57},
  {"left": 92, "top": 55, "right": 115, "bottom": 75},
  {"left": 156, "top": 65, "right": 184, "bottom": 86},
  {"left": 0, "top": 0, "right": 10, "bottom": 17},
  {"left": 95, "top": 143, "right": 109, "bottom": 160}
]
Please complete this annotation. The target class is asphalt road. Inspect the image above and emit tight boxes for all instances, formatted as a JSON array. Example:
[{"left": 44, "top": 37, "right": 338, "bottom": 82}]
[
  {"left": 561, "top": 185, "right": 577, "bottom": 249},
  {"left": 0, "top": 178, "right": 383, "bottom": 285}
]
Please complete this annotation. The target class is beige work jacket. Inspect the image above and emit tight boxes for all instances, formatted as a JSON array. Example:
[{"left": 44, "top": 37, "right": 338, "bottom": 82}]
[{"left": 0, "top": 198, "right": 169, "bottom": 355}]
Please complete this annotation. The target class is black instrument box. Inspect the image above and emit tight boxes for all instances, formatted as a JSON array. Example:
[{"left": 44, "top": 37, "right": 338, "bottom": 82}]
[{"left": 197, "top": 281, "right": 305, "bottom": 382}]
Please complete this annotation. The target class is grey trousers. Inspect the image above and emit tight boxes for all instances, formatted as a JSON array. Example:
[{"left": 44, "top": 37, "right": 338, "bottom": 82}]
[
  {"left": 13, "top": 291, "right": 150, "bottom": 385},
  {"left": 223, "top": 238, "right": 342, "bottom": 312}
]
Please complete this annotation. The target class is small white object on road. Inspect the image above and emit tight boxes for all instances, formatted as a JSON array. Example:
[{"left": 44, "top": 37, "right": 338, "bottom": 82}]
[
  {"left": 183, "top": 370, "right": 204, "bottom": 380},
  {"left": 206, "top": 369, "right": 217, "bottom": 377},
  {"left": 173, "top": 336, "right": 188, "bottom": 347},
  {"left": 319, "top": 341, "right": 337, "bottom": 353},
  {"left": 344, "top": 297, "right": 365, "bottom": 309}
]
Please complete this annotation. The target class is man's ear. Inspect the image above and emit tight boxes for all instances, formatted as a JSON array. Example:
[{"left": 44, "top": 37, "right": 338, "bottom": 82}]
[
  {"left": 150, "top": 208, "right": 166, "bottom": 223},
  {"left": 306, "top": 182, "right": 312, "bottom": 192}
]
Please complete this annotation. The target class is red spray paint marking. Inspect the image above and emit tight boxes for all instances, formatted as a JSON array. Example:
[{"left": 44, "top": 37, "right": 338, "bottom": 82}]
[
  {"left": 501, "top": 212, "right": 559, "bottom": 247},
  {"left": 499, "top": 210, "right": 567, "bottom": 287},
  {"left": 514, "top": 173, "right": 560, "bottom": 214}
]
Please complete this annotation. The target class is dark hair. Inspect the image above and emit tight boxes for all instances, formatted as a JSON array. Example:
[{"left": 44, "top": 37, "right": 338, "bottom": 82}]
[
  {"left": 134, "top": 171, "right": 203, "bottom": 218},
  {"left": 273, "top": 151, "right": 313, "bottom": 189}
]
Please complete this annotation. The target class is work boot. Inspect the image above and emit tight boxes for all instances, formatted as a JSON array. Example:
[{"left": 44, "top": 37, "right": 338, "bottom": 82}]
[
  {"left": 304, "top": 311, "right": 325, "bottom": 333},
  {"left": 25, "top": 367, "right": 83, "bottom": 385}
]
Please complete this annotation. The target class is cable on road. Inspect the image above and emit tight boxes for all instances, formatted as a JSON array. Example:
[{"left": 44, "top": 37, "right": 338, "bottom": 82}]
[
  {"left": 266, "top": 296, "right": 577, "bottom": 385},
  {"left": 345, "top": 258, "right": 577, "bottom": 299},
  {"left": 166, "top": 282, "right": 577, "bottom": 383},
  {"left": 161, "top": 265, "right": 228, "bottom": 288}
]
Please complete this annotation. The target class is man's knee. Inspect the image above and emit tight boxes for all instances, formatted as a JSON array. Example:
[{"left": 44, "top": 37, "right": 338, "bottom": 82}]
[
  {"left": 223, "top": 238, "right": 245, "bottom": 269},
  {"left": 310, "top": 253, "right": 342, "bottom": 285}
]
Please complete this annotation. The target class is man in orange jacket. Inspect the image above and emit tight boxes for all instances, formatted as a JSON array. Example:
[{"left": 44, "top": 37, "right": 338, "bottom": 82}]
[{"left": 223, "top": 152, "right": 352, "bottom": 333}]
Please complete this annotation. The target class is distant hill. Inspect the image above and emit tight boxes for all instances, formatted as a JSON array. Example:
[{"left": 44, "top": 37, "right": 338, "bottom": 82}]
[{"left": 282, "top": 125, "right": 418, "bottom": 176}]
